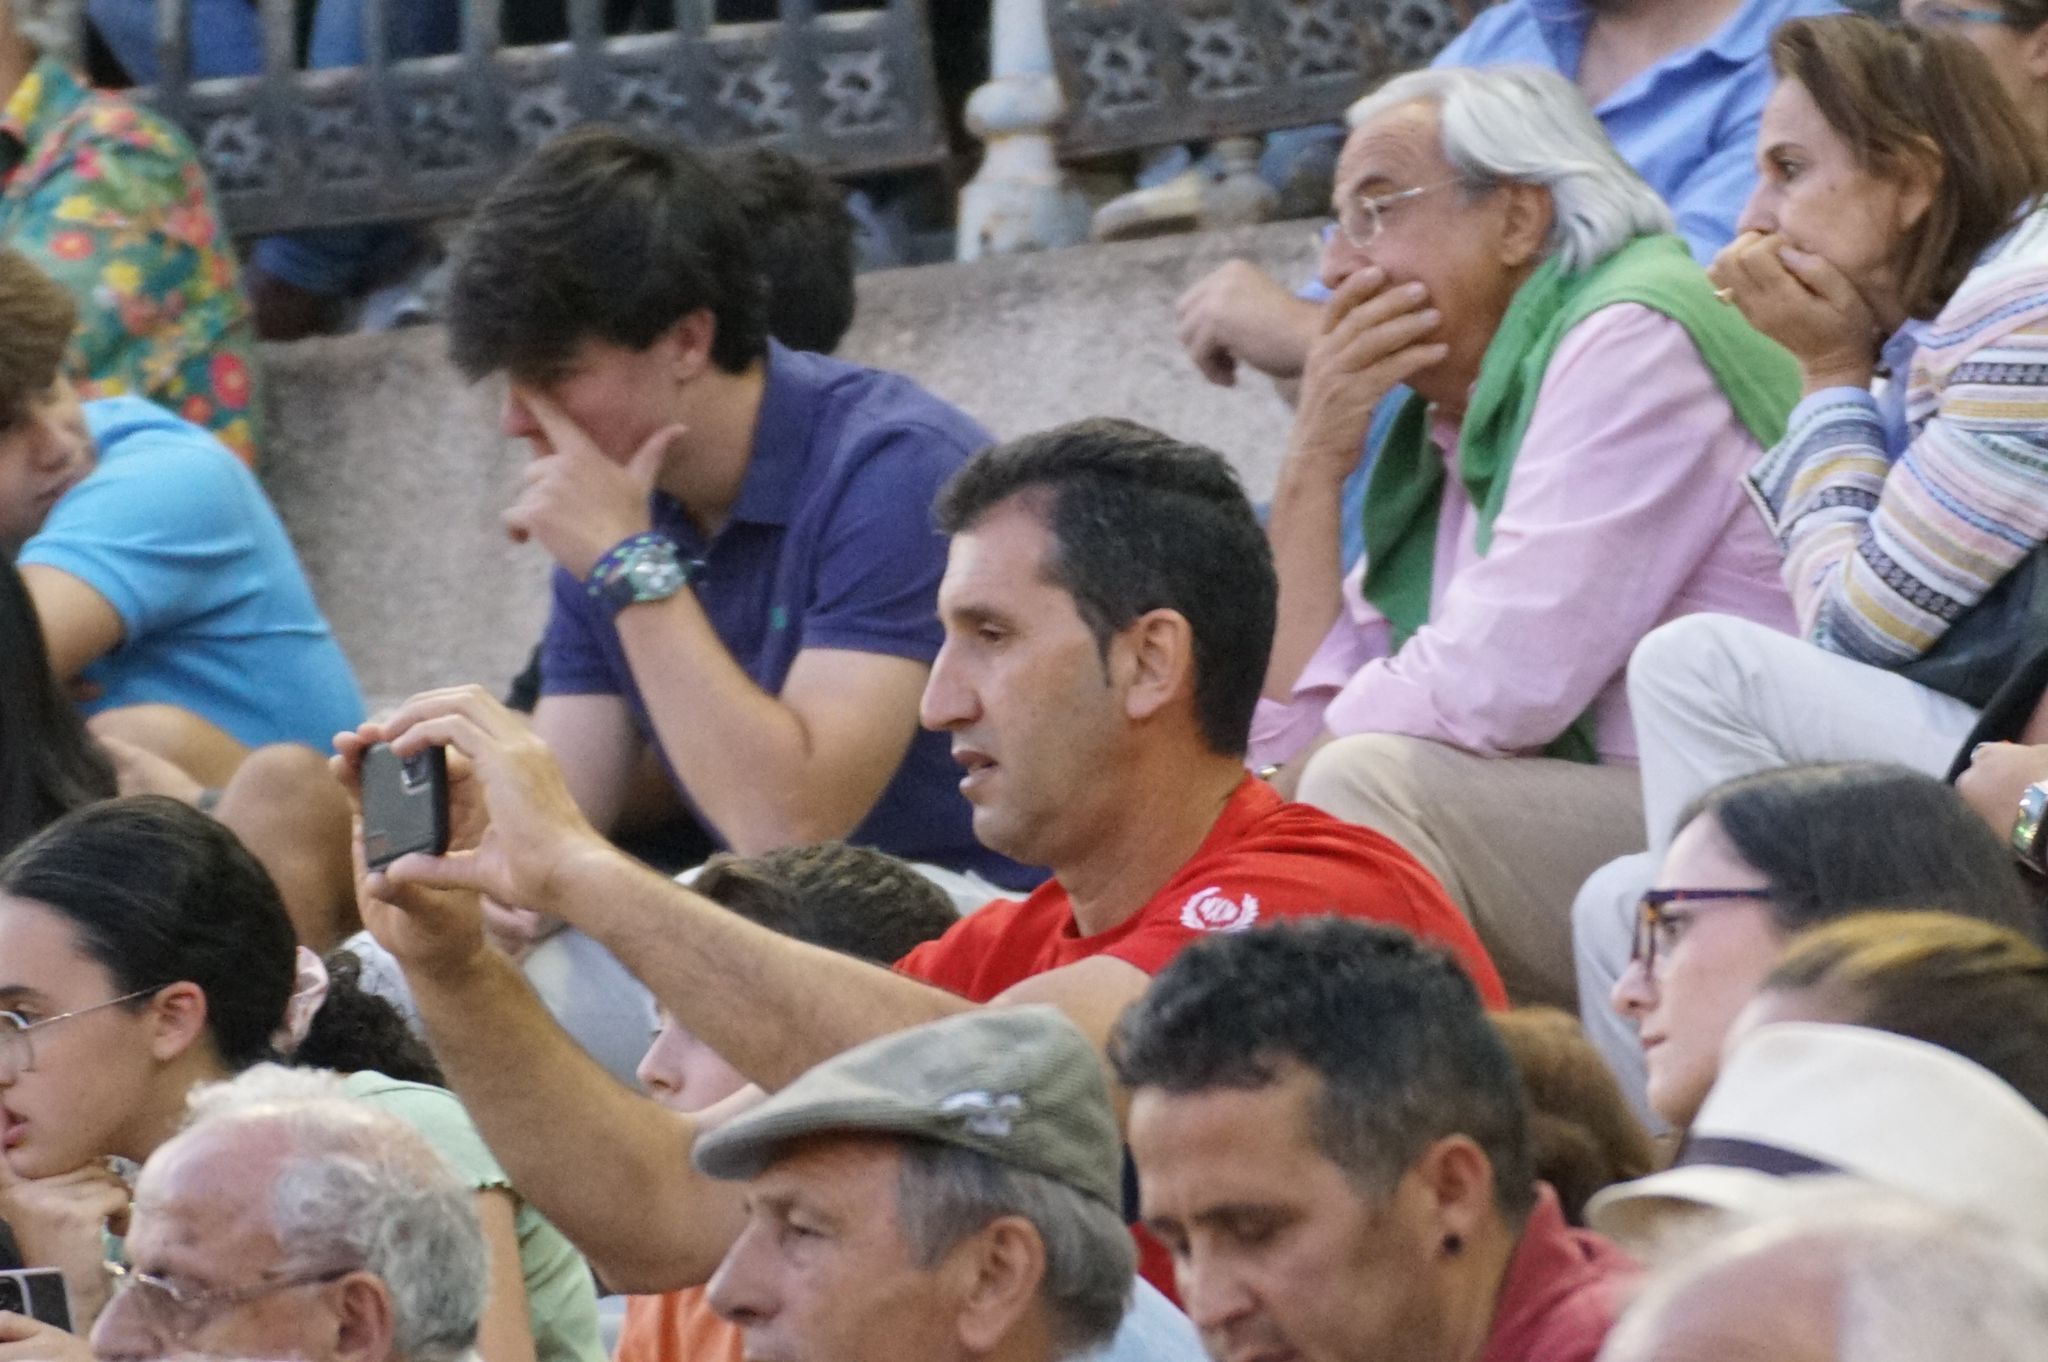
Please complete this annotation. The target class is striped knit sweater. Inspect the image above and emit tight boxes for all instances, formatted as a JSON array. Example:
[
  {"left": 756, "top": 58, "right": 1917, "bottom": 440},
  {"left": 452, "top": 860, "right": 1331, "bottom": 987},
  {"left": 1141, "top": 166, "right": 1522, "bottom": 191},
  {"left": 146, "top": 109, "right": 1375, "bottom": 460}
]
[{"left": 1747, "top": 204, "right": 2048, "bottom": 668}]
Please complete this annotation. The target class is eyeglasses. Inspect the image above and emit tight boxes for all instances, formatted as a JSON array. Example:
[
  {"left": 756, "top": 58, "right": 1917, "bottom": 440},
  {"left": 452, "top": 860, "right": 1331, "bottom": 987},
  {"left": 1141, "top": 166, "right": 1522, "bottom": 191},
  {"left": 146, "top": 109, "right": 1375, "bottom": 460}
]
[
  {"left": 103, "top": 1261, "right": 355, "bottom": 1344},
  {"left": 1630, "top": 889, "right": 1774, "bottom": 973},
  {"left": 1335, "top": 179, "right": 1467, "bottom": 249},
  {"left": 0, "top": 985, "right": 165, "bottom": 1075},
  {"left": 1908, "top": 4, "right": 2013, "bottom": 26}
]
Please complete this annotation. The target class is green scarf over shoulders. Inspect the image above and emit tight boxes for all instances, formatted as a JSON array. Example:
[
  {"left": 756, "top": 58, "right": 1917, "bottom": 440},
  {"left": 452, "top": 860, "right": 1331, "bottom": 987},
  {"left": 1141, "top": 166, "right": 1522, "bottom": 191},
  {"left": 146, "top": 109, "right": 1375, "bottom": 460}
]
[{"left": 1358, "top": 233, "right": 1800, "bottom": 763}]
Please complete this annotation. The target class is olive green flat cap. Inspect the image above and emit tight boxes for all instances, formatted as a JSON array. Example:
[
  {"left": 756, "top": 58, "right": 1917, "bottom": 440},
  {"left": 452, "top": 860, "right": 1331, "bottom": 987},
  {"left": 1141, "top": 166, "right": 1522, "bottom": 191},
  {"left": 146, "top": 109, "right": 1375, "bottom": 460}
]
[{"left": 694, "top": 1005, "right": 1121, "bottom": 1210}]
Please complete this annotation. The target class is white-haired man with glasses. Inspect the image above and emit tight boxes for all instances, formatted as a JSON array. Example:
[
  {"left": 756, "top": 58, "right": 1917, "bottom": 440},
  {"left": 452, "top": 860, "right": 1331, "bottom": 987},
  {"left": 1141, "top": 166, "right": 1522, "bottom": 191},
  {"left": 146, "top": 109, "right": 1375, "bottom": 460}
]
[
  {"left": 85, "top": 1067, "right": 488, "bottom": 1362},
  {"left": 1254, "top": 64, "right": 1805, "bottom": 1010}
]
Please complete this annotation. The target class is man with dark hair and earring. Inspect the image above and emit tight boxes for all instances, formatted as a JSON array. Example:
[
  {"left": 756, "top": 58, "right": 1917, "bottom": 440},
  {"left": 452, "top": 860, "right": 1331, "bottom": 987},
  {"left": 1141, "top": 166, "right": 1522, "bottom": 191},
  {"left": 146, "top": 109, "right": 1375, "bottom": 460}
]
[
  {"left": 443, "top": 123, "right": 1033, "bottom": 926},
  {"left": 1111, "top": 918, "right": 1639, "bottom": 1362},
  {"left": 336, "top": 417, "right": 1504, "bottom": 1300}
]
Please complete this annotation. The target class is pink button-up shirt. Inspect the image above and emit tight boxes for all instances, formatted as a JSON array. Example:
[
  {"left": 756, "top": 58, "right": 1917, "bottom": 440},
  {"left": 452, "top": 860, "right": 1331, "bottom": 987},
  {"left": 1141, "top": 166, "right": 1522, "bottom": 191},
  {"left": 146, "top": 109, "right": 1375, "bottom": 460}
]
[{"left": 1251, "top": 304, "right": 1798, "bottom": 768}]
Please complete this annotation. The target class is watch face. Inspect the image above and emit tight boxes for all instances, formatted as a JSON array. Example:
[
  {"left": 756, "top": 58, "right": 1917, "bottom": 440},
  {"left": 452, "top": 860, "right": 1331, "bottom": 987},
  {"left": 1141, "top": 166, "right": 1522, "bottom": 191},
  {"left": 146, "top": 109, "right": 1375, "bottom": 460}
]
[{"left": 626, "top": 553, "right": 686, "bottom": 598}]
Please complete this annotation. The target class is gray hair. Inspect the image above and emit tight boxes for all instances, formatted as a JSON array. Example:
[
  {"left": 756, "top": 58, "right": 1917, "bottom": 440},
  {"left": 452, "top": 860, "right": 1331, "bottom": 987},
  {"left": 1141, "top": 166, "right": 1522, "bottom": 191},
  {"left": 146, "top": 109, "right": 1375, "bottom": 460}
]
[
  {"left": 1600, "top": 1185, "right": 2048, "bottom": 1362},
  {"left": 1346, "top": 65, "right": 1674, "bottom": 275},
  {"left": 895, "top": 1140, "right": 1135, "bottom": 1359},
  {"left": 180, "top": 1066, "right": 490, "bottom": 1362}
]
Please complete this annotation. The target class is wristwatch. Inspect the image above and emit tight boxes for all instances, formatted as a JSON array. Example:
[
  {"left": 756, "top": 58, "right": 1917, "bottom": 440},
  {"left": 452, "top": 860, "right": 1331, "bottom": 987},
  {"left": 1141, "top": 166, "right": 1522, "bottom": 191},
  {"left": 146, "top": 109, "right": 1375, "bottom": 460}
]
[
  {"left": 2012, "top": 781, "right": 2048, "bottom": 874},
  {"left": 587, "top": 533, "right": 693, "bottom": 619}
]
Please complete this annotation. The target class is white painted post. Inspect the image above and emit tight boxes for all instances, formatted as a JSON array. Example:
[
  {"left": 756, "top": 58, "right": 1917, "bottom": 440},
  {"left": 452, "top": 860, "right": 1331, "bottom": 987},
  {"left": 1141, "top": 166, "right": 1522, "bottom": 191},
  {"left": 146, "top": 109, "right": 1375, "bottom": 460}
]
[{"left": 955, "top": 0, "right": 1091, "bottom": 261}]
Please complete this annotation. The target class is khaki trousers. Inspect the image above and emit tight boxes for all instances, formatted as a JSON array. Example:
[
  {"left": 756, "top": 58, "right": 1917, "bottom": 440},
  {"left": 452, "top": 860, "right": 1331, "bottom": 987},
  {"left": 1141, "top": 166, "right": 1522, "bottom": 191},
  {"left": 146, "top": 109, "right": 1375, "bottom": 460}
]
[{"left": 1297, "top": 734, "right": 1645, "bottom": 1008}]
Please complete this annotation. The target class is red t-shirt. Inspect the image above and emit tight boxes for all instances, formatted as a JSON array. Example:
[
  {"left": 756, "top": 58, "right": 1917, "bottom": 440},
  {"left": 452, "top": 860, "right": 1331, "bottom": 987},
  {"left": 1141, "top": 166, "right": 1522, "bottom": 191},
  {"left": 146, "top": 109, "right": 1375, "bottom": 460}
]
[
  {"left": 1481, "top": 1186, "right": 1641, "bottom": 1362},
  {"left": 897, "top": 776, "right": 1506, "bottom": 1007}
]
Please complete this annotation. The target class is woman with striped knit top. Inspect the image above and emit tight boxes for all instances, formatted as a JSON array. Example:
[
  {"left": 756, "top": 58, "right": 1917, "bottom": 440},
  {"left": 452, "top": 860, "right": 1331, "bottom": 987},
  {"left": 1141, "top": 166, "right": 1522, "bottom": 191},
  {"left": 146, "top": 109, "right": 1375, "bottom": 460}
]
[{"left": 1566, "top": 13, "right": 2048, "bottom": 1118}]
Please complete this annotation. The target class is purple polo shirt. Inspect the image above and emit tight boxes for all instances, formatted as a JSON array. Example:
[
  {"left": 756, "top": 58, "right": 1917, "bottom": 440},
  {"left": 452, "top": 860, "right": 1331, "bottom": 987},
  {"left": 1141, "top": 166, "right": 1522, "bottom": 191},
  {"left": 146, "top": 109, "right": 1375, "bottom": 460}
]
[{"left": 539, "top": 342, "right": 1039, "bottom": 892}]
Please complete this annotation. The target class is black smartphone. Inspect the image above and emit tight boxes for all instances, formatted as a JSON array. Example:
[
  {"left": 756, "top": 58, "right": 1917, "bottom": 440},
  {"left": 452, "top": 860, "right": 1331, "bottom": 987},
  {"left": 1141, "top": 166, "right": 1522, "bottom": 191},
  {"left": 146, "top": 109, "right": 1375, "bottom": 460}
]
[
  {"left": 0, "top": 1267, "right": 70, "bottom": 1331},
  {"left": 359, "top": 743, "right": 450, "bottom": 871}
]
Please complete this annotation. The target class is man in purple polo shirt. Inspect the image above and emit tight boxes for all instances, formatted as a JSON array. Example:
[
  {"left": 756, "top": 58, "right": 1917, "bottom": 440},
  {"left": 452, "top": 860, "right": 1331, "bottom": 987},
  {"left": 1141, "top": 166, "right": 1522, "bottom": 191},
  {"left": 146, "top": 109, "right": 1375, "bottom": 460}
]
[{"left": 442, "top": 126, "right": 1036, "bottom": 936}]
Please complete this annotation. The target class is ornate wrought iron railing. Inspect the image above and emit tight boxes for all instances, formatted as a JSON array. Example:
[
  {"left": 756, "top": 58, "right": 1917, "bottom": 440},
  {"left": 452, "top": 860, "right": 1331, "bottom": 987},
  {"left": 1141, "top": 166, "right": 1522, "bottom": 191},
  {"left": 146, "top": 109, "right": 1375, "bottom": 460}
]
[
  {"left": 1045, "top": 0, "right": 1466, "bottom": 158},
  {"left": 67, "top": 0, "right": 947, "bottom": 236}
]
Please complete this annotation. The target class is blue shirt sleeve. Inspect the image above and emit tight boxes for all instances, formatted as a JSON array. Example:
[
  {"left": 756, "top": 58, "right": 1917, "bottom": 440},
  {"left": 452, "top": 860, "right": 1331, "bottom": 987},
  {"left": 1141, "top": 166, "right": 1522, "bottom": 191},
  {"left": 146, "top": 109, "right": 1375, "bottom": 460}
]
[
  {"left": 19, "top": 429, "right": 255, "bottom": 640},
  {"left": 536, "top": 565, "right": 625, "bottom": 698},
  {"left": 798, "top": 429, "right": 958, "bottom": 664}
]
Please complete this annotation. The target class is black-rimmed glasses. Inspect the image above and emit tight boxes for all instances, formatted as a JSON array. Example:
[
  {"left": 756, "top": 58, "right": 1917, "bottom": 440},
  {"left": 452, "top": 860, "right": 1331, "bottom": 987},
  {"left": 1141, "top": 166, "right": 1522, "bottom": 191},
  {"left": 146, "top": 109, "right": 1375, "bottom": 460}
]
[{"left": 1630, "top": 889, "right": 1774, "bottom": 973}]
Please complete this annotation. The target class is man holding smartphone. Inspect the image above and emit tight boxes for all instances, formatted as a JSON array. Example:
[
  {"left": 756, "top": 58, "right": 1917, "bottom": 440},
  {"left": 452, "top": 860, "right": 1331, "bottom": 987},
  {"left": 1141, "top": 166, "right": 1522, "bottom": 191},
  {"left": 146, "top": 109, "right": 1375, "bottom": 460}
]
[
  {"left": 335, "top": 419, "right": 1502, "bottom": 1302},
  {"left": 443, "top": 125, "right": 1037, "bottom": 933}
]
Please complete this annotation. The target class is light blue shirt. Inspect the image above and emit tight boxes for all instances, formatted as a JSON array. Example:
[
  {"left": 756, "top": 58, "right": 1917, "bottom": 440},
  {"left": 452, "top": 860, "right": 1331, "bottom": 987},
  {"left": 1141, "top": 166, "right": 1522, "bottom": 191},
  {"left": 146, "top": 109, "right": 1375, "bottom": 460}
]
[
  {"left": 21, "top": 397, "right": 365, "bottom": 750},
  {"left": 1436, "top": 0, "right": 1843, "bottom": 262}
]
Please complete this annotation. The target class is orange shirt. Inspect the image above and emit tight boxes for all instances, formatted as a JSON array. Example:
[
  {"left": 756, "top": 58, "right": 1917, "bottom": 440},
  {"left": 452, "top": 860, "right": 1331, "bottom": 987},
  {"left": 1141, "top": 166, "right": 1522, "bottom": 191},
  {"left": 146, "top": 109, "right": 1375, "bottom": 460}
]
[{"left": 613, "top": 1288, "right": 743, "bottom": 1362}]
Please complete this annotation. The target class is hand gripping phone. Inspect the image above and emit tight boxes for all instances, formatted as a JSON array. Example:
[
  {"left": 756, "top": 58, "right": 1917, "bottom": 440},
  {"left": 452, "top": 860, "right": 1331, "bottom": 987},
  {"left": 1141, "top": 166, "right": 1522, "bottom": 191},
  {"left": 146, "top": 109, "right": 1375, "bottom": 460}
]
[
  {"left": 359, "top": 743, "right": 450, "bottom": 871},
  {"left": 0, "top": 1267, "right": 70, "bottom": 1331}
]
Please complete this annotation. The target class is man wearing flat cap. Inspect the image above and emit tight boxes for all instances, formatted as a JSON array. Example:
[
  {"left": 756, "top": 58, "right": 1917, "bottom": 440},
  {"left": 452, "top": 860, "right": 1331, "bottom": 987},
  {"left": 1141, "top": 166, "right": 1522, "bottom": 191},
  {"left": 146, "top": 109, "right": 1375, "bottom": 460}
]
[{"left": 693, "top": 1006, "right": 1136, "bottom": 1362}]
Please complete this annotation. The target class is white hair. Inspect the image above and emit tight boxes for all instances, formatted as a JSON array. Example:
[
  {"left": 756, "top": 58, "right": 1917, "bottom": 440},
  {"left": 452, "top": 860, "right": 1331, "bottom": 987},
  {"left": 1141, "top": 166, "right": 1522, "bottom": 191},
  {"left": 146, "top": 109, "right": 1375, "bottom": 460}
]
[
  {"left": 179, "top": 1066, "right": 490, "bottom": 1362},
  {"left": 1599, "top": 1184, "right": 2048, "bottom": 1362},
  {"left": 1346, "top": 65, "right": 1675, "bottom": 276}
]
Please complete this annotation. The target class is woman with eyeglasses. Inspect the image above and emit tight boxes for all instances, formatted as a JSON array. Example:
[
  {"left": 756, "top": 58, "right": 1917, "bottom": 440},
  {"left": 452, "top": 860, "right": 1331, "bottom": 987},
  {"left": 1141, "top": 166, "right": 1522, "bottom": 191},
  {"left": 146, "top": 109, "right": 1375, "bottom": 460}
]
[
  {"left": 0, "top": 796, "right": 604, "bottom": 1362},
  {"left": 1901, "top": 1, "right": 2048, "bottom": 138},
  {"left": 1609, "top": 763, "right": 2033, "bottom": 1132}
]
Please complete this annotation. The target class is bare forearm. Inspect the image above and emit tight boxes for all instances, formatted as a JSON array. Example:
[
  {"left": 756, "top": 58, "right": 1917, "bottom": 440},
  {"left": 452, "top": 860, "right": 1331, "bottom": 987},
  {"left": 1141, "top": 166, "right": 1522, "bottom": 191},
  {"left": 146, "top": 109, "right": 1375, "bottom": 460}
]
[
  {"left": 612, "top": 595, "right": 846, "bottom": 851},
  {"left": 1264, "top": 460, "right": 1349, "bottom": 699},
  {"left": 544, "top": 848, "right": 974, "bottom": 1091},
  {"left": 404, "top": 947, "right": 743, "bottom": 1288}
]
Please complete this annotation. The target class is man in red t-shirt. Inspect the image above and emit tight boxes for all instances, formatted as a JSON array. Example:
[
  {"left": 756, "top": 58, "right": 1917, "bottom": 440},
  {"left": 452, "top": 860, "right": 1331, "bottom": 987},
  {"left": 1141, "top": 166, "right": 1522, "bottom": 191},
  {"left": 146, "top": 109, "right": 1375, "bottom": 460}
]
[{"left": 338, "top": 417, "right": 1501, "bottom": 1297}]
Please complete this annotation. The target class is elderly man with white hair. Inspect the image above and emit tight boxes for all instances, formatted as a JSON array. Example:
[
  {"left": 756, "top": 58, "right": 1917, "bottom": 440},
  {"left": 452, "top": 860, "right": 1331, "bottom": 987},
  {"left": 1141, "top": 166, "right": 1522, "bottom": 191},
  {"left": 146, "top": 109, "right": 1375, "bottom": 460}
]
[
  {"left": 1598, "top": 1188, "right": 2048, "bottom": 1362},
  {"left": 85, "top": 1066, "right": 489, "bottom": 1362},
  {"left": 1256, "top": 66, "right": 1802, "bottom": 1007}
]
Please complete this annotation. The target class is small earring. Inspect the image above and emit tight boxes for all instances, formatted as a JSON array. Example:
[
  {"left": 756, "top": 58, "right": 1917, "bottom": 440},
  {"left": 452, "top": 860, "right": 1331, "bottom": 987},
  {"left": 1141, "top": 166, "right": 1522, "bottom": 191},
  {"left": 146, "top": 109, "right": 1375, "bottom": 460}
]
[{"left": 1442, "top": 1233, "right": 1464, "bottom": 1257}]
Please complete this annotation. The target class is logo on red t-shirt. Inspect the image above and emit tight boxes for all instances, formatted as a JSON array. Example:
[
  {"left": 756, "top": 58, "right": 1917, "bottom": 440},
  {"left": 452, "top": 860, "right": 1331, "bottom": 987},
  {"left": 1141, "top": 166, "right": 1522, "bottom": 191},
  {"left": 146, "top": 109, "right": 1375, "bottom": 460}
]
[{"left": 1180, "top": 885, "right": 1261, "bottom": 933}]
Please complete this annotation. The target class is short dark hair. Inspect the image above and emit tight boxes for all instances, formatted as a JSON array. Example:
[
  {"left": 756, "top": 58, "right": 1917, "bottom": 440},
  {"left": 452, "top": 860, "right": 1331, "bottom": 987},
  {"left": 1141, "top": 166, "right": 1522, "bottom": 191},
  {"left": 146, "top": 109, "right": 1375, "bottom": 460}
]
[
  {"left": 0, "top": 796, "right": 295, "bottom": 1070},
  {"left": 693, "top": 841, "right": 956, "bottom": 965},
  {"left": 0, "top": 248, "right": 76, "bottom": 429},
  {"left": 1110, "top": 919, "right": 1538, "bottom": 1224},
  {"left": 935, "top": 419, "right": 1276, "bottom": 757},
  {"left": 713, "top": 146, "right": 857, "bottom": 354},
  {"left": 445, "top": 124, "right": 769, "bottom": 383},
  {"left": 1675, "top": 763, "right": 2036, "bottom": 939}
]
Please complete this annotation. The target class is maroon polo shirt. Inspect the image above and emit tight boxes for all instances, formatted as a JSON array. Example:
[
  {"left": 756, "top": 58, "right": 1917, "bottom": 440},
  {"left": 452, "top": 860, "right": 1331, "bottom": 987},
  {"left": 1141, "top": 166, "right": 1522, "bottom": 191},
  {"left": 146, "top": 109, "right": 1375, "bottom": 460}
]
[{"left": 1481, "top": 1185, "right": 1641, "bottom": 1362}]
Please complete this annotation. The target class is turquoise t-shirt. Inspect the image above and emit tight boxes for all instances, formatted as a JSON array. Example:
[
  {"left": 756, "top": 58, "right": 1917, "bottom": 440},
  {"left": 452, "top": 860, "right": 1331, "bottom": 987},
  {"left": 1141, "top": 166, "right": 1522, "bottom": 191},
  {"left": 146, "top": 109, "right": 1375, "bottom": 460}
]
[
  {"left": 18, "top": 396, "right": 363, "bottom": 749},
  {"left": 343, "top": 1072, "right": 604, "bottom": 1362}
]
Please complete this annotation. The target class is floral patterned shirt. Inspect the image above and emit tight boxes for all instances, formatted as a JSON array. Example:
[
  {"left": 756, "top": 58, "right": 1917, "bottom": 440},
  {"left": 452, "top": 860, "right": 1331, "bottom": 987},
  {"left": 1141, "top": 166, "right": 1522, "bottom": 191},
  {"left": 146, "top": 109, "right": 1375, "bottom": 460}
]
[{"left": 0, "top": 58, "right": 260, "bottom": 463}]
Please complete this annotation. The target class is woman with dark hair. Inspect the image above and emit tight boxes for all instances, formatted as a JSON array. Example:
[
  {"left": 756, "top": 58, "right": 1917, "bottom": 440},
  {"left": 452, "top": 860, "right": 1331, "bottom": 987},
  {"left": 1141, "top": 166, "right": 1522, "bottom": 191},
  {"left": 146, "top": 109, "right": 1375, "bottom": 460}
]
[
  {"left": 0, "top": 797, "right": 602, "bottom": 1362},
  {"left": 1609, "top": 763, "right": 2034, "bottom": 1130},
  {"left": 0, "top": 564, "right": 113, "bottom": 856},
  {"left": 1587, "top": 912, "right": 2048, "bottom": 1251}
]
